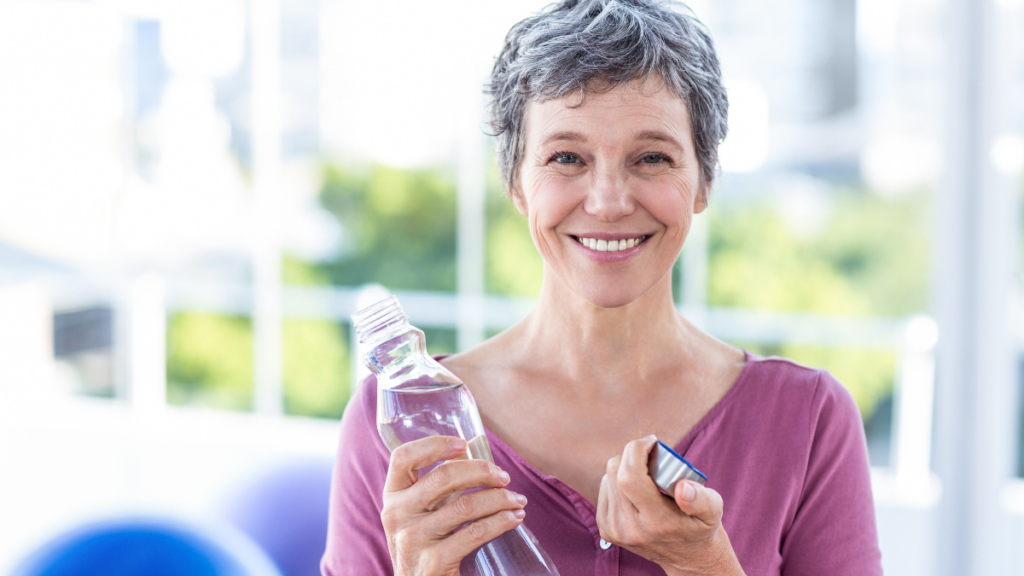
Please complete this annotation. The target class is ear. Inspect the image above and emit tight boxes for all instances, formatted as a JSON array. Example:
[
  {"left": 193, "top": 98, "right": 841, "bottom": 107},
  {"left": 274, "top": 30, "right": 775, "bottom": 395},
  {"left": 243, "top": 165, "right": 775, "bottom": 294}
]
[
  {"left": 693, "top": 184, "right": 709, "bottom": 214},
  {"left": 509, "top": 182, "right": 528, "bottom": 216}
]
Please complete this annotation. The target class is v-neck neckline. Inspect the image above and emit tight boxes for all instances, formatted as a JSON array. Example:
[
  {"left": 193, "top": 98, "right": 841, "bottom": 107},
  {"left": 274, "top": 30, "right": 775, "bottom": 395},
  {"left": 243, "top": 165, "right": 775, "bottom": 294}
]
[{"left": 435, "top": 349, "right": 757, "bottom": 515}]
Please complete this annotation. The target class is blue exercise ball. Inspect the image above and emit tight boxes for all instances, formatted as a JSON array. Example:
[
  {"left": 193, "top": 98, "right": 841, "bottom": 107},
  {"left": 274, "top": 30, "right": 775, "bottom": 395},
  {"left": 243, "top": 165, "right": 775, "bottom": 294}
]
[
  {"left": 13, "top": 518, "right": 282, "bottom": 576},
  {"left": 221, "top": 457, "right": 334, "bottom": 576}
]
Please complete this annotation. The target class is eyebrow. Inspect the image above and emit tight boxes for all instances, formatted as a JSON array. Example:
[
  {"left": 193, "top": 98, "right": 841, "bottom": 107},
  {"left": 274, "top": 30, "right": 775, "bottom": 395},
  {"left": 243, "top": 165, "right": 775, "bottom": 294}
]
[
  {"left": 635, "top": 130, "right": 684, "bottom": 149},
  {"left": 540, "top": 131, "right": 588, "bottom": 146},
  {"left": 539, "top": 129, "right": 684, "bottom": 149}
]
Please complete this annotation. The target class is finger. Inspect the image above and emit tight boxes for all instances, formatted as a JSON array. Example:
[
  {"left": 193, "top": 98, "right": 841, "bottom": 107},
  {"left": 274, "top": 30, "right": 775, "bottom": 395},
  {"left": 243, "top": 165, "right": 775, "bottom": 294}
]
[
  {"left": 600, "top": 454, "right": 638, "bottom": 542},
  {"left": 673, "top": 480, "right": 724, "bottom": 527},
  {"left": 411, "top": 459, "right": 510, "bottom": 512},
  {"left": 616, "top": 436, "right": 661, "bottom": 508},
  {"left": 441, "top": 508, "right": 526, "bottom": 562},
  {"left": 597, "top": 472, "right": 617, "bottom": 542},
  {"left": 622, "top": 435, "right": 658, "bottom": 472},
  {"left": 606, "top": 454, "right": 622, "bottom": 477},
  {"left": 604, "top": 455, "right": 630, "bottom": 510},
  {"left": 596, "top": 472, "right": 610, "bottom": 524},
  {"left": 426, "top": 489, "right": 527, "bottom": 537},
  {"left": 384, "top": 436, "right": 469, "bottom": 493}
]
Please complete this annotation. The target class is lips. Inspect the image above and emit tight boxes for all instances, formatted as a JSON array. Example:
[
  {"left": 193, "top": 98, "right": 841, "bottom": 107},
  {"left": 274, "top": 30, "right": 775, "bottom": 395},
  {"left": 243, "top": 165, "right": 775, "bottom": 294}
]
[{"left": 574, "top": 235, "right": 649, "bottom": 252}]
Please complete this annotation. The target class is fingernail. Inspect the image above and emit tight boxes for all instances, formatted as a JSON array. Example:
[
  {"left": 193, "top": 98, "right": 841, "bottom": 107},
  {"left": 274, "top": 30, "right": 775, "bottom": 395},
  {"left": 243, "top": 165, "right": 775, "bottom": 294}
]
[
  {"left": 645, "top": 434, "right": 657, "bottom": 442},
  {"left": 448, "top": 438, "right": 466, "bottom": 451},
  {"left": 515, "top": 494, "right": 528, "bottom": 506},
  {"left": 498, "top": 469, "right": 511, "bottom": 483},
  {"left": 511, "top": 509, "right": 526, "bottom": 519},
  {"left": 681, "top": 481, "right": 697, "bottom": 502}
]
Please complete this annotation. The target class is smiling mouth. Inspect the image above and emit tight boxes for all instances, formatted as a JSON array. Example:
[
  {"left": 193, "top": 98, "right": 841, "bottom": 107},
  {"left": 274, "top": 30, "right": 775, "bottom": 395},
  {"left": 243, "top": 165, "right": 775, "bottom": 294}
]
[{"left": 573, "top": 235, "right": 650, "bottom": 252}]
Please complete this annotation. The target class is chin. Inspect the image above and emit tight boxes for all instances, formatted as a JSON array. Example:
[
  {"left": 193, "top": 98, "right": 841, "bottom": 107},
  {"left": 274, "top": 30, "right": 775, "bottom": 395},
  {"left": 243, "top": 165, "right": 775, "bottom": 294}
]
[{"left": 578, "top": 285, "right": 649, "bottom": 309}]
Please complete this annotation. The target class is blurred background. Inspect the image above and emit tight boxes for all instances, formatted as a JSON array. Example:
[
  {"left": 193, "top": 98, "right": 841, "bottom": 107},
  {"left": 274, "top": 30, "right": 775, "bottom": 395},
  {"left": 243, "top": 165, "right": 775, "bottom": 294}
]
[{"left": 0, "top": 0, "right": 1022, "bottom": 574}]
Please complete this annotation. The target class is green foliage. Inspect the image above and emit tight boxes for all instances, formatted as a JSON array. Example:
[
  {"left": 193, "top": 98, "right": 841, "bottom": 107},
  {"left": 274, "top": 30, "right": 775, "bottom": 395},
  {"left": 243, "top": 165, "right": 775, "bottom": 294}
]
[
  {"left": 319, "top": 163, "right": 457, "bottom": 291},
  {"left": 167, "top": 313, "right": 253, "bottom": 411},
  {"left": 423, "top": 328, "right": 458, "bottom": 357},
  {"left": 707, "top": 190, "right": 930, "bottom": 316},
  {"left": 485, "top": 189, "right": 544, "bottom": 297},
  {"left": 166, "top": 311, "right": 351, "bottom": 419},
  {"left": 282, "top": 318, "right": 349, "bottom": 418},
  {"left": 283, "top": 253, "right": 331, "bottom": 286}
]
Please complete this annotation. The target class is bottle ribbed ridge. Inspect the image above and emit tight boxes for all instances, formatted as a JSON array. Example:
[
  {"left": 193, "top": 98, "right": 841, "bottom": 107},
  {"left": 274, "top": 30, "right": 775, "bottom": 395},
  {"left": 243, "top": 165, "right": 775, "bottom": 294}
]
[{"left": 352, "top": 295, "right": 409, "bottom": 345}]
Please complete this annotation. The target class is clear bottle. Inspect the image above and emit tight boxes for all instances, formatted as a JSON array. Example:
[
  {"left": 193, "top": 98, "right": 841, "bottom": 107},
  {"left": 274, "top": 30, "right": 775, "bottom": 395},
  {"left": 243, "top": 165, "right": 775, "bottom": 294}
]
[{"left": 353, "top": 296, "right": 560, "bottom": 576}]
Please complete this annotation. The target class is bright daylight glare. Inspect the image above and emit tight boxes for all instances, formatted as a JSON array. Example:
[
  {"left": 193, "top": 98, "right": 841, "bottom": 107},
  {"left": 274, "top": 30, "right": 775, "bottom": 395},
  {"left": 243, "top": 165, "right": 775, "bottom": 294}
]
[{"left": 0, "top": 0, "right": 1022, "bottom": 575}]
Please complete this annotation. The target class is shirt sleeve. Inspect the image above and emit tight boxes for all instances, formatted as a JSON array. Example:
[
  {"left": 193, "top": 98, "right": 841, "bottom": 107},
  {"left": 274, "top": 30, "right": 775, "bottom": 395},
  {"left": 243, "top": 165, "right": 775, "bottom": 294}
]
[
  {"left": 321, "top": 375, "right": 395, "bottom": 576},
  {"left": 780, "top": 371, "right": 883, "bottom": 576}
]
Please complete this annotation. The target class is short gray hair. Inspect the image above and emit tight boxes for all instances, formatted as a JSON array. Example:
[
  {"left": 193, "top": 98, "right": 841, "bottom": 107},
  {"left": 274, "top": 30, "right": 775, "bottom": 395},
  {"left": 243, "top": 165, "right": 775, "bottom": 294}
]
[{"left": 487, "top": 0, "right": 728, "bottom": 203}]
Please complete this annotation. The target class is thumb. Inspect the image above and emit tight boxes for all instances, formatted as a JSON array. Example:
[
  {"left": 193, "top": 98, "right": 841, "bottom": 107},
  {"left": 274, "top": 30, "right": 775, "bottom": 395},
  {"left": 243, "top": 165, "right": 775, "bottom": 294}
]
[{"left": 673, "top": 480, "right": 724, "bottom": 527}]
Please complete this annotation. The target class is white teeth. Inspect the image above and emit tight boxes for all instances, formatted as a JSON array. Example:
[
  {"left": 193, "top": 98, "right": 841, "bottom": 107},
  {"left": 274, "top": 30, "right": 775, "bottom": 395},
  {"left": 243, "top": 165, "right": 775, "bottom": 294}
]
[{"left": 577, "top": 236, "right": 645, "bottom": 252}]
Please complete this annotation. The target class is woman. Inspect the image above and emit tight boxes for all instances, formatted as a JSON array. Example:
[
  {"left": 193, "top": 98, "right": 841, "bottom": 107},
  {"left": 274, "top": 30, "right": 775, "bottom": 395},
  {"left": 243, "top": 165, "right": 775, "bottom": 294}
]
[{"left": 322, "top": 1, "right": 883, "bottom": 574}]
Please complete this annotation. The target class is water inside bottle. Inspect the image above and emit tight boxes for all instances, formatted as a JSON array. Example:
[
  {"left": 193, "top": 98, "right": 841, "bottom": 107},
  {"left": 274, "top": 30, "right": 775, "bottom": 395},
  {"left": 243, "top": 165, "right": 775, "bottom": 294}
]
[
  {"left": 377, "top": 381, "right": 559, "bottom": 575},
  {"left": 378, "top": 381, "right": 492, "bottom": 459}
]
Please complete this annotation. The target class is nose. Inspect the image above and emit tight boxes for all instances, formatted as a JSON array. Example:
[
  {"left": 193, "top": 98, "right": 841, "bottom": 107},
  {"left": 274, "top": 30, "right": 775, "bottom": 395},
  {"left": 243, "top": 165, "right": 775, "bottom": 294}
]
[{"left": 583, "top": 164, "right": 635, "bottom": 221}]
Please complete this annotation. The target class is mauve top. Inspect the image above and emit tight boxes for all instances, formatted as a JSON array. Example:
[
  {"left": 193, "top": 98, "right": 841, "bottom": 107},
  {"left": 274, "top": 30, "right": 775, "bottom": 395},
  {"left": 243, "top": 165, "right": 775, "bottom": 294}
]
[{"left": 321, "top": 352, "right": 883, "bottom": 576}]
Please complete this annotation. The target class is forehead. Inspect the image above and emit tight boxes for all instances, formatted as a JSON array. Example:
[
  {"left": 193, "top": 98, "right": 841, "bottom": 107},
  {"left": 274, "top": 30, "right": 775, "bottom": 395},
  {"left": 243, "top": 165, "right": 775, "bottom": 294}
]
[{"left": 524, "top": 79, "right": 693, "bottom": 148}]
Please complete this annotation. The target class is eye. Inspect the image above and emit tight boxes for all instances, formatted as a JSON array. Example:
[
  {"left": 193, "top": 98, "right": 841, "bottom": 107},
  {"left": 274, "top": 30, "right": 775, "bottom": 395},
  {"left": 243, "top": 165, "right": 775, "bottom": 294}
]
[
  {"left": 553, "top": 153, "right": 579, "bottom": 164},
  {"left": 641, "top": 154, "right": 666, "bottom": 164}
]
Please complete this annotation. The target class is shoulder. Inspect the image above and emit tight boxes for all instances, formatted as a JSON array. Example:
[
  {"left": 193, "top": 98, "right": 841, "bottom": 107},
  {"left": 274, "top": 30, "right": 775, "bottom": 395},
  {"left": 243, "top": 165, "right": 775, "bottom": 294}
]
[
  {"left": 346, "top": 371, "right": 380, "bottom": 424},
  {"left": 724, "top": 353, "right": 864, "bottom": 466},
  {"left": 742, "top": 353, "right": 826, "bottom": 390},
  {"left": 338, "top": 372, "right": 390, "bottom": 465},
  {"left": 739, "top": 354, "right": 867, "bottom": 486},
  {"left": 741, "top": 353, "right": 860, "bottom": 421}
]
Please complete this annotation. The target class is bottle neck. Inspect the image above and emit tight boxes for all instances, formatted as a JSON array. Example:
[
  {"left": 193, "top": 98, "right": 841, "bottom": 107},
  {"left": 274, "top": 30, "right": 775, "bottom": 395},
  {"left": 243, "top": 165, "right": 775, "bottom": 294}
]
[
  {"left": 353, "top": 295, "right": 461, "bottom": 389},
  {"left": 363, "top": 326, "right": 429, "bottom": 378},
  {"left": 352, "top": 296, "right": 431, "bottom": 379}
]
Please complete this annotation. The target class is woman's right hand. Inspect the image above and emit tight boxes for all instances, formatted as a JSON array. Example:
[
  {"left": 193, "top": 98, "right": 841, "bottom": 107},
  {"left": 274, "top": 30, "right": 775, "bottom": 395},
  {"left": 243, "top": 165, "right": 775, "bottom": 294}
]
[{"left": 381, "top": 435, "right": 528, "bottom": 576}]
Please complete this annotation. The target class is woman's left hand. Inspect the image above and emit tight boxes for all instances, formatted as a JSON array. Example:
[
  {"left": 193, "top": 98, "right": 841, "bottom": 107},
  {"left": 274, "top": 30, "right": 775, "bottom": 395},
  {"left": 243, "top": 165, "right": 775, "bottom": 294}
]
[{"left": 596, "top": 435, "right": 746, "bottom": 576}]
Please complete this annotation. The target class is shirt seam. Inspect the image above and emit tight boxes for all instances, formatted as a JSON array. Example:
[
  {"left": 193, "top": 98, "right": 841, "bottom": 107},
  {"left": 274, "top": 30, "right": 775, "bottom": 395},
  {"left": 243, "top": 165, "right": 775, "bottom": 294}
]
[
  {"left": 362, "top": 375, "right": 391, "bottom": 476},
  {"left": 782, "top": 369, "right": 823, "bottom": 544}
]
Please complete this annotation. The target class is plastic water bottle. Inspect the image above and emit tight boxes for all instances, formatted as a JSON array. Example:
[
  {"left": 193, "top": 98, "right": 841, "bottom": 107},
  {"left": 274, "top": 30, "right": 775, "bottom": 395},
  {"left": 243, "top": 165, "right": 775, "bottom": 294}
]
[{"left": 353, "top": 296, "right": 560, "bottom": 576}]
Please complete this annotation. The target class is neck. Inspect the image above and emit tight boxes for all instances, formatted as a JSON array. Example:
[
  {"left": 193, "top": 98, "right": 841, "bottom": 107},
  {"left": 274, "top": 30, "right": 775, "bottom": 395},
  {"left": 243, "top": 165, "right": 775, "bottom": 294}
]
[{"left": 516, "top": 267, "right": 698, "bottom": 393}]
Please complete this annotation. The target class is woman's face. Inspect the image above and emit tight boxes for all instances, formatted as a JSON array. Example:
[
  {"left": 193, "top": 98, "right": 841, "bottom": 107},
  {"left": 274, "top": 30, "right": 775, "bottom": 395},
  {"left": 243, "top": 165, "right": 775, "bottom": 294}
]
[{"left": 514, "top": 78, "right": 706, "bottom": 309}]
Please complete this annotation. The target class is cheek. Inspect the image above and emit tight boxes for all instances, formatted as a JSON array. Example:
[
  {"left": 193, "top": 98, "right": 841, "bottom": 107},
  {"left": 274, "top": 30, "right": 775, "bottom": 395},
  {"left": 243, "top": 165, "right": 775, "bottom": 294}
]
[
  {"left": 522, "top": 174, "right": 580, "bottom": 239},
  {"left": 639, "top": 182, "right": 697, "bottom": 236}
]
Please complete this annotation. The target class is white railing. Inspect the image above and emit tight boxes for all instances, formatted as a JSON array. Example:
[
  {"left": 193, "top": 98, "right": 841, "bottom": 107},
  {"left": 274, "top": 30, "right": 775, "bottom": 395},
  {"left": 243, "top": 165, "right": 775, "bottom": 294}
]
[{"left": 156, "top": 278, "right": 938, "bottom": 490}]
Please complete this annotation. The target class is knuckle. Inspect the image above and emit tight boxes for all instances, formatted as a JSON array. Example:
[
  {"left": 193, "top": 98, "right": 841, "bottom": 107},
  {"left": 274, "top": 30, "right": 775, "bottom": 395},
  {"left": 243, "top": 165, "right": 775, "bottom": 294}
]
[
  {"left": 463, "top": 520, "right": 488, "bottom": 544},
  {"left": 606, "top": 457, "right": 620, "bottom": 474},
  {"left": 380, "top": 505, "right": 398, "bottom": 530},
  {"left": 618, "top": 474, "right": 639, "bottom": 491},
  {"left": 390, "top": 443, "right": 412, "bottom": 466},
  {"left": 420, "top": 551, "right": 444, "bottom": 575},
  {"left": 392, "top": 529, "right": 414, "bottom": 553},
  {"left": 426, "top": 464, "right": 451, "bottom": 488},
  {"left": 451, "top": 494, "right": 476, "bottom": 518},
  {"left": 485, "top": 461, "right": 502, "bottom": 478}
]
